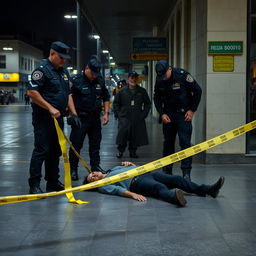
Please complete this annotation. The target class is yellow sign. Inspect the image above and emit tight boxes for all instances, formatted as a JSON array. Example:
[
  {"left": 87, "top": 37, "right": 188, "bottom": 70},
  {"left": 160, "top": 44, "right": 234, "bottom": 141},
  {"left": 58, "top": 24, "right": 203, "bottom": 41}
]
[
  {"left": 213, "top": 56, "right": 234, "bottom": 72},
  {"left": 0, "top": 73, "right": 20, "bottom": 82},
  {"left": 131, "top": 52, "right": 168, "bottom": 61}
]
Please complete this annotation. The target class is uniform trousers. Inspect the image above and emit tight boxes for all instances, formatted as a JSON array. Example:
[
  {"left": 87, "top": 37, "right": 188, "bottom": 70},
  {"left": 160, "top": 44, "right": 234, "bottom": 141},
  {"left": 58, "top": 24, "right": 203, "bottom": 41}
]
[
  {"left": 162, "top": 112, "right": 192, "bottom": 174},
  {"left": 29, "top": 108, "right": 63, "bottom": 187},
  {"left": 69, "top": 113, "right": 102, "bottom": 170}
]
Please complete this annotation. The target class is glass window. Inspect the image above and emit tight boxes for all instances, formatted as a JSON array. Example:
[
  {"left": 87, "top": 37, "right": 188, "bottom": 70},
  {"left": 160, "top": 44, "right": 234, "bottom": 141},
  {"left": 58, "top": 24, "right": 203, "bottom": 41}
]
[{"left": 0, "top": 55, "right": 6, "bottom": 69}]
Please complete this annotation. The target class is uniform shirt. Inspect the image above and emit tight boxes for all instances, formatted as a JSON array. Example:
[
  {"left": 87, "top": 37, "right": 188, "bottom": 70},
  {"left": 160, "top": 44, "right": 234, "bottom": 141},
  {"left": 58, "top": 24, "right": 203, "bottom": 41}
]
[
  {"left": 71, "top": 72, "right": 110, "bottom": 113},
  {"left": 154, "top": 68, "right": 202, "bottom": 115},
  {"left": 98, "top": 165, "right": 137, "bottom": 196},
  {"left": 28, "top": 59, "right": 71, "bottom": 111}
]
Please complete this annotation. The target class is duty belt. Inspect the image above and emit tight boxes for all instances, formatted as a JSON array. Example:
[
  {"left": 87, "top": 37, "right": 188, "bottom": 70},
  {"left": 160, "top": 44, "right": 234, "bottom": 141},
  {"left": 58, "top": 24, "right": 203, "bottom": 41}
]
[{"left": 78, "top": 110, "right": 100, "bottom": 118}]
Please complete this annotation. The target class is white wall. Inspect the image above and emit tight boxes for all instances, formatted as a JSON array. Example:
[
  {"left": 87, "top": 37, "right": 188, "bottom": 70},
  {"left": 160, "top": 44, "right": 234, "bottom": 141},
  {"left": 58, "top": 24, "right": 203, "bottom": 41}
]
[{"left": 206, "top": 0, "right": 247, "bottom": 154}]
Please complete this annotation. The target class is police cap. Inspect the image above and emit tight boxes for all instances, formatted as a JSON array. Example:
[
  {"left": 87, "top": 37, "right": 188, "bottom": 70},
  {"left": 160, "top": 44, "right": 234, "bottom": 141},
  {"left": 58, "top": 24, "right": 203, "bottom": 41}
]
[
  {"left": 128, "top": 71, "right": 139, "bottom": 78},
  {"left": 50, "top": 41, "right": 71, "bottom": 59},
  {"left": 155, "top": 60, "right": 170, "bottom": 79},
  {"left": 88, "top": 57, "right": 101, "bottom": 77}
]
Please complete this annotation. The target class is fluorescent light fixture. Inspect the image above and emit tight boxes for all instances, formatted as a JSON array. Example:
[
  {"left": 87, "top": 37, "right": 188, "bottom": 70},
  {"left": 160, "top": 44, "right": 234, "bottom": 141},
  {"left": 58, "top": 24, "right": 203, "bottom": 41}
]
[
  {"left": 3, "top": 47, "right": 13, "bottom": 51},
  {"left": 64, "top": 14, "right": 77, "bottom": 19},
  {"left": 109, "top": 56, "right": 113, "bottom": 60},
  {"left": 72, "top": 70, "right": 78, "bottom": 75},
  {"left": 102, "top": 50, "right": 109, "bottom": 53},
  {"left": 67, "top": 67, "right": 73, "bottom": 70},
  {"left": 110, "top": 62, "right": 116, "bottom": 66},
  {"left": 92, "top": 34, "right": 100, "bottom": 39}
]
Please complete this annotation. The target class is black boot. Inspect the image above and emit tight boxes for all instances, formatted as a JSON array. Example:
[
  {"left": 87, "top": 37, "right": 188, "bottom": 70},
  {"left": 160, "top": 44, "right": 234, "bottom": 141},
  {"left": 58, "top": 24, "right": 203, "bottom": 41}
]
[
  {"left": 46, "top": 180, "right": 64, "bottom": 192},
  {"left": 182, "top": 169, "right": 191, "bottom": 181},
  {"left": 29, "top": 184, "right": 44, "bottom": 194},
  {"left": 207, "top": 177, "right": 225, "bottom": 198},
  {"left": 91, "top": 165, "right": 106, "bottom": 174},
  {"left": 129, "top": 151, "right": 138, "bottom": 158},
  {"left": 71, "top": 169, "right": 79, "bottom": 181},
  {"left": 116, "top": 151, "right": 123, "bottom": 158}
]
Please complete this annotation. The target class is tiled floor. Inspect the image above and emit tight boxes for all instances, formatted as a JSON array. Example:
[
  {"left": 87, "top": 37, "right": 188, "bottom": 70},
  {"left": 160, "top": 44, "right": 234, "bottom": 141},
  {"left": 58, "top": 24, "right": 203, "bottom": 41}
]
[{"left": 0, "top": 105, "right": 256, "bottom": 256}]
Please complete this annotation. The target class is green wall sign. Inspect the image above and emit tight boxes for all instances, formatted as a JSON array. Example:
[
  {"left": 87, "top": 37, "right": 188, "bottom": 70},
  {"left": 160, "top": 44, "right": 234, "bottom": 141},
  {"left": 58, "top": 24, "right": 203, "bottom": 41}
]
[{"left": 208, "top": 41, "right": 243, "bottom": 55}]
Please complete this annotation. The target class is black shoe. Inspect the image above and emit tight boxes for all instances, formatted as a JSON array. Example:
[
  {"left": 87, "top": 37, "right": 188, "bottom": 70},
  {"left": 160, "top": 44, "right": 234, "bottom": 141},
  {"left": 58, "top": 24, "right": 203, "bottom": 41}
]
[
  {"left": 29, "top": 185, "right": 44, "bottom": 194},
  {"left": 91, "top": 165, "right": 106, "bottom": 173},
  {"left": 46, "top": 180, "right": 64, "bottom": 192},
  {"left": 174, "top": 189, "right": 187, "bottom": 207},
  {"left": 183, "top": 174, "right": 191, "bottom": 182},
  {"left": 71, "top": 169, "right": 79, "bottom": 181},
  {"left": 129, "top": 152, "right": 138, "bottom": 158},
  {"left": 116, "top": 151, "right": 123, "bottom": 158},
  {"left": 208, "top": 177, "right": 225, "bottom": 198}
]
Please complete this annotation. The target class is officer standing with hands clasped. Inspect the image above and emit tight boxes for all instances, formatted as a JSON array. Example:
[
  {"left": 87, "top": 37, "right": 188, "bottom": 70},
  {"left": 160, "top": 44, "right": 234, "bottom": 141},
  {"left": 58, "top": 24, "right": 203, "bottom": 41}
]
[
  {"left": 154, "top": 60, "right": 202, "bottom": 181},
  {"left": 27, "top": 41, "right": 80, "bottom": 194},
  {"left": 68, "top": 57, "right": 110, "bottom": 181}
]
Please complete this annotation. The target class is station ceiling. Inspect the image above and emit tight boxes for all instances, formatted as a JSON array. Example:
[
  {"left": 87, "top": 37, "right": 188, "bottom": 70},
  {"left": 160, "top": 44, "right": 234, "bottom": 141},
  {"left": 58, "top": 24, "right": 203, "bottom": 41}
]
[{"left": 78, "top": 0, "right": 176, "bottom": 67}]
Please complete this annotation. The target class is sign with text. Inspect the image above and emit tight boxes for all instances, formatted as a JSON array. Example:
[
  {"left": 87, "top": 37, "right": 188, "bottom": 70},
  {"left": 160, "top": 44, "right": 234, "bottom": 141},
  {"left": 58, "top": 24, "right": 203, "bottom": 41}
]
[
  {"left": 131, "top": 53, "right": 168, "bottom": 61},
  {"left": 131, "top": 37, "right": 168, "bottom": 61},
  {"left": 213, "top": 56, "right": 234, "bottom": 72},
  {"left": 208, "top": 41, "right": 243, "bottom": 55},
  {"left": 132, "top": 37, "right": 167, "bottom": 53}
]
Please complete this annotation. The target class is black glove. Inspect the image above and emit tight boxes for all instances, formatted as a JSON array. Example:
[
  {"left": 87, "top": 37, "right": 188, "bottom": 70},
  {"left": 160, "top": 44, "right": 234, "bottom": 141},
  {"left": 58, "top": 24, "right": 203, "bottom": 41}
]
[{"left": 67, "top": 115, "right": 82, "bottom": 129}]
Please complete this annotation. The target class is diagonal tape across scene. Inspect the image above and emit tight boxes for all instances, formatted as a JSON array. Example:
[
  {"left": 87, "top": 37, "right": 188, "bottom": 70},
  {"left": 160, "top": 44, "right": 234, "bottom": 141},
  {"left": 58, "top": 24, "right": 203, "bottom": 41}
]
[{"left": 0, "top": 120, "right": 255, "bottom": 205}]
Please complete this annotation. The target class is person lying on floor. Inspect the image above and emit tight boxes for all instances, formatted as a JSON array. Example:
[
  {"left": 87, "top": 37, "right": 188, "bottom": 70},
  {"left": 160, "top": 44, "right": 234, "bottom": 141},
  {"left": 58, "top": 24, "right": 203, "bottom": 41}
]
[{"left": 83, "top": 161, "right": 225, "bottom": 207}]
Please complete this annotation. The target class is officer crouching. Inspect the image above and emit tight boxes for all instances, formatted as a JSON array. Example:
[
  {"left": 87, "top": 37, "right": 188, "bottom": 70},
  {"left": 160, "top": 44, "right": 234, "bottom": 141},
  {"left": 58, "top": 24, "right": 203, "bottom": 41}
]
[
  {"left": 68, "top": 57, "right": 110, "bottom": 180},
  {"left": 154, "top": 60, "right": 202, "bottom": 181}
]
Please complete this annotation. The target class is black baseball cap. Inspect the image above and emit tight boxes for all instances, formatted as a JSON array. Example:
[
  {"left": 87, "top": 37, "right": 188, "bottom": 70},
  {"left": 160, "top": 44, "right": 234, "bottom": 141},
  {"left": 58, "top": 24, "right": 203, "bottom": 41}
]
[
  {"left": 155, "top": 60, "right": 170, "bottom": 79},
  {"left": 128, "top": 71, "right": 139, "bottom": 78},
  {"left": 87, "top": 57, "right": 101, "bottom": 77},
  {"left": 50, "top": 41, "right": 71, "bottom": 59}
]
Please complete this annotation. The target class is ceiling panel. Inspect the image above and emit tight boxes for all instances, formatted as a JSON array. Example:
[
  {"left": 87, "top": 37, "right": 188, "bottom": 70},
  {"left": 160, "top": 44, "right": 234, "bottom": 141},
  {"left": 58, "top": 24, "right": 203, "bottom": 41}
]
[{"left": 78, "top": 0, "right": 176, "bottom": 66}]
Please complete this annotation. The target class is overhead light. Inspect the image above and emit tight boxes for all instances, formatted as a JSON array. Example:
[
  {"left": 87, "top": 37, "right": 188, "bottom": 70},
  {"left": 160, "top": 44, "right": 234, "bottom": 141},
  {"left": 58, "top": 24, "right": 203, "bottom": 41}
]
[
  {"left": 102, "top": 50, "right": 109, "bottom": 53},
  {"left": 92, "top": 34, "right": 100, "bottom": 39},
  {"left": 110, "top": 62, "right": 116, "bottom": 66},
  {"left": 3, "top": 47, "right": 13, "bottom": 51},
  {"left": 64, "top": 14, "right": 77, "bottom": 19},
  {"left": 72, "top": 69, "right": 78, "bottom": 75},
  {"left": 67, "top": 67, "right": 73, "bottom": 70},
  {"left": 109, "top": 56, "right": 113, "bottom": 60}
]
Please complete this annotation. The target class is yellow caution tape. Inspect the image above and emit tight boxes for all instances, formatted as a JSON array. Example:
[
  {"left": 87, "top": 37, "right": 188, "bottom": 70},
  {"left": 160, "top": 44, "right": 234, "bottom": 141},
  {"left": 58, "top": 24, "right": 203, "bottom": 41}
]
[
  {"left": 53, "top": 118, "right": 88, "bottom": 205},
  {"left": 0, "top": 120, "right": 255, "bottom": 205}
]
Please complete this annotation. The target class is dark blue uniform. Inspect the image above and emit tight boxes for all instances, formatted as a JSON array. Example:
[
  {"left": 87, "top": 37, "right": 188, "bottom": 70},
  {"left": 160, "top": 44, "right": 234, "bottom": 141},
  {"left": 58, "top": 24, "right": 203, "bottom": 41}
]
[
  {"left": 28, "top": 59, "right": 71, "bottom": 187},
  {"left": 69, "top": 72, "right": 110, "bottom": 171},
  {"left": 154, "top": 67, "right": 202, "bottom": 178}
]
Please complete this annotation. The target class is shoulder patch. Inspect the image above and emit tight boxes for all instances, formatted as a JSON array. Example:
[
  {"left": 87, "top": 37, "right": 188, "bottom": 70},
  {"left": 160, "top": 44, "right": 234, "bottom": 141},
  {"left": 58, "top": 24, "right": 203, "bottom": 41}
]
[
  {"left": 32, "top": 71, "right": 43, "bottom": 81},
  {"left": 186, "top": 74, "right": 194, "bottom": 83}
]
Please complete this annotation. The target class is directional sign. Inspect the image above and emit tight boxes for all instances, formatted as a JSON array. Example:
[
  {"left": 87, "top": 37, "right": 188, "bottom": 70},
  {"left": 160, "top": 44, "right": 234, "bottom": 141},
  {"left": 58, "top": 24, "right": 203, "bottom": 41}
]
[
  {"left": 131, "top": 53, "right": 168, "bottom": 61},
  {"left": 132, "top": 37, "right": 167, "bottom": 53}
]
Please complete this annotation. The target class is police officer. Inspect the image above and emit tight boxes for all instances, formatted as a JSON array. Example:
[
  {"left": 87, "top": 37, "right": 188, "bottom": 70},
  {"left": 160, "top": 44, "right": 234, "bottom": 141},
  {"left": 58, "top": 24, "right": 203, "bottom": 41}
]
[
  {"left": 27, "top": 41, "right": 79, "bottom": 194},
  {"left": 68, "top": 57, "right": 110, "bottom": 180},
  {"left": 154, "top": 60, "right": 202, "bottom": 181}
]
